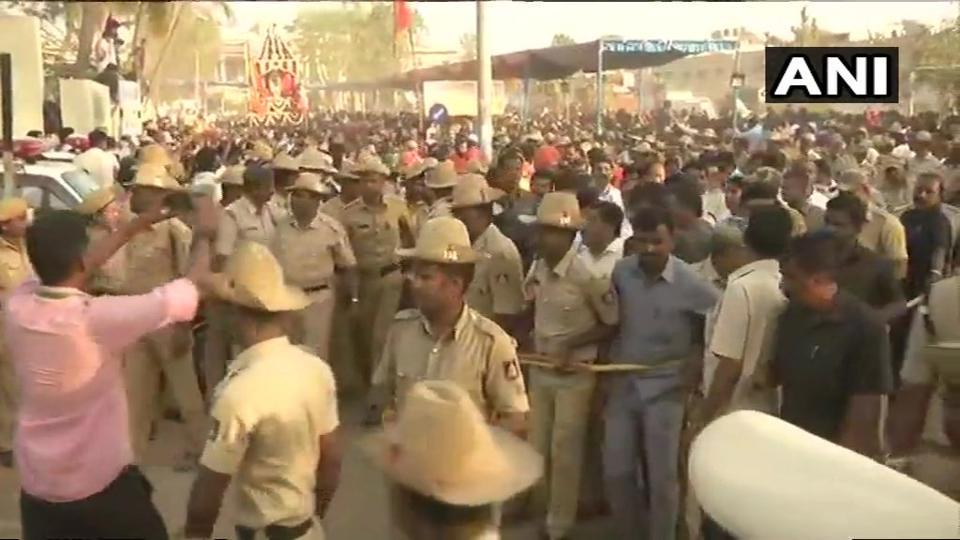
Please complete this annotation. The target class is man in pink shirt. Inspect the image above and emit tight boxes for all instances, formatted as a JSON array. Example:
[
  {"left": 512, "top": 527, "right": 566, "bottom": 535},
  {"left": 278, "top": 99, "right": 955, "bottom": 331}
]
[{"left": 7, "top": 199, "right": 216, "bottom": 540}]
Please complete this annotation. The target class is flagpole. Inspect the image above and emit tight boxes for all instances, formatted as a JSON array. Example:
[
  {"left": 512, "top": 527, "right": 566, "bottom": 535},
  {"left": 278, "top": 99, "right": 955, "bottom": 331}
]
[{"left": 476, "top": 0, "right": 493, "bottom": 161}]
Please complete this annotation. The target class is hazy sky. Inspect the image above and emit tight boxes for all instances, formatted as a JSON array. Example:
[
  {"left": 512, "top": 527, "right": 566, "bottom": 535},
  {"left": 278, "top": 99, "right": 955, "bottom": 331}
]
[{"left": 230, "top": 1, "right": 958, "bottom": 54}]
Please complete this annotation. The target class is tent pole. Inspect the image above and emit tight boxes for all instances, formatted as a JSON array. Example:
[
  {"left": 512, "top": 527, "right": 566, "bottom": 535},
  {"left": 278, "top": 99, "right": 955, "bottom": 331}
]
[{"left": 596, "top": 39, "right": 604, "bottom": 135}]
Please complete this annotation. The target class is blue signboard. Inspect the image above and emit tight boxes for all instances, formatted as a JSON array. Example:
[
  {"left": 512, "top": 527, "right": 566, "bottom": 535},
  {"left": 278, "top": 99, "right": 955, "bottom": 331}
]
[
  {"left": 428, "top": 103, "right": 449, "bottom": 123},
  {"left": 602, "top": 39, "right": 738, "bottom": 55}
]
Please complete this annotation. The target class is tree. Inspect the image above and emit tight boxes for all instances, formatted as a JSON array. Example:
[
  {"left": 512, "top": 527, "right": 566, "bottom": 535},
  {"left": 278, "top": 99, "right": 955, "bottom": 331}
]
[
  {"left": 911, "top": 14, "right": 960, "bottom": 104},
  {"left": 459, "top": 32, "right": 477, "bottom": 61},
  {"left": 289, "top": 3, "right": 423, "bottom": 84},
  {"left": 550, "top": 33, "right": 576, "bottom": 47}
]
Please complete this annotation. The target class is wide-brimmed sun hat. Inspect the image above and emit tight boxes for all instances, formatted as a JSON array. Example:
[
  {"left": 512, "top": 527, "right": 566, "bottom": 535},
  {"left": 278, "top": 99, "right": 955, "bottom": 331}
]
[
  {"left": 211, "top": 241, "right": 311, "bottom": 312},
  {"left": 362, "top": 380, "right": 543, "bottom": 506},
  {"left": 396, "top": 216, "right": 480, "bottom": 264}
]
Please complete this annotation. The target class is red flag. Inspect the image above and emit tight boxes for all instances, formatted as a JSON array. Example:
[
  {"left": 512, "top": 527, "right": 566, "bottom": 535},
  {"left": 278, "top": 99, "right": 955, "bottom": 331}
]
[{"left": 394, "top": 0, "right": 413, "bottom": 36}]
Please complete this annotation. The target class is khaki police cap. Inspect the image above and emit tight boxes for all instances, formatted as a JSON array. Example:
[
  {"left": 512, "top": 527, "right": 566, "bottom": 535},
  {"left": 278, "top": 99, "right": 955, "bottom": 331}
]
[
  {"left": 219, "top": 165, "right": 246, "bottom": 186},
  {"left": 536, "top": 191, "right": 583, "bottom": 229},
  {"left": 287, "top": 172, "right": 334, "bottom": 196},
  {"left": 361, "top": 380, "right": 543, "bottom": 506},
  {"left": 133, "top": 163, "right": 184, "bottom": 191},
  {"left": 402, "top": 157, "right": 440, "bottom": 181},
  {"left": 75, "top": 185, "right": 120, "bottom": 216},
  {"left": 349, "top": 156, "right": 391, "bottom": 177},
  {"left": 397, "top": 216, "right": 480, "bottom": 264},
  {"left": 425, "top": 160, "right": 458, "bottom": 189},
  {"left": 299, "top": 146, "right": 337, "bottom": 174},
  {"left": 450, "top": 174, "right": 504, "bottom": 209},
  {"left": 271, "top": 152, "right": 300, "bottom": 172},
  {"left": 211, "top": 241, "right": 311, "bottom": 312},
  {"left": 140, "top": 144, "right": 171, "bottom": 167},
  {"left": 0, "top": 197, "right": 28, "bottom": 221}
]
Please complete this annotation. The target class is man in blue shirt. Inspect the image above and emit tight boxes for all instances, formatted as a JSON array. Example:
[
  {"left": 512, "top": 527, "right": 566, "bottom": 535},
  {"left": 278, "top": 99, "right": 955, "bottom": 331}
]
[{"left": 605, "top": 207, "right": 719, "bottom": 540}]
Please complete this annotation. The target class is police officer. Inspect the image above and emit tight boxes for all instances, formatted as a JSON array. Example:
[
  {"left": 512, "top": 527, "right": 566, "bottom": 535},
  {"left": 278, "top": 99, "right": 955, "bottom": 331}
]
[
  {"left": 371, "top": 216, "right": 529, "bottom": 436},
  {"left": 123, "top": 163, "right": 207, "bottom": 466},
  {"left": 399, "top": 157, "right": 438, "bottom": 238},
  {"left": 272, "top": 172, "right": 358, "bottom": 363},
  {"left": 201, "top": 164, "right": 245, "bottom": 402},
  {"left": 182, "top": 242, "right": 341, "bottom": 540},
  {"left": 366, "top": 381, "right": 542, "bottom": 540},
  {"left": 0, "top": 198, "right": 32, "bottom": 467},
  {"left": 216, "top": 165, "right": 286, "bottom": 270},
  {"left": 525, "top": 192, "right": 619, "bottom": 540},
  {"left": 888, "top": 274, "right": 960, "bottom": 462},
  {"left": 320, "top": 160, "right": 360, "bottom": 224},
  {"left": 450, "top": 174, "right": 526, "bottom": 335},
  {"left": 76, "top": 186, "right": 127, "bottom": 296},
  {"left": 320, "top": 162, "right": 364, "bottom": 394},
  {"left": 218, "top": 164, "right": 246, "bottom": 208},
  {"left": 270, "top": 151, "right": 301, "bottom": 213},
  {"left": 299, "top": 145, "right": 339, "bottom": 192},
  {"left": 341, "top": 157, "right": 414, "bottom": 395},
  {"left": 423, "top": 160, "right": 458, "bottom": 219}
]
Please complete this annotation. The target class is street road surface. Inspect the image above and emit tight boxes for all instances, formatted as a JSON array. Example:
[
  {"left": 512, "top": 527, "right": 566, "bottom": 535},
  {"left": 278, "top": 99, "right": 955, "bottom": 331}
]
[{"left": 0, "top": 399, "right": 955, "bottom": 539}]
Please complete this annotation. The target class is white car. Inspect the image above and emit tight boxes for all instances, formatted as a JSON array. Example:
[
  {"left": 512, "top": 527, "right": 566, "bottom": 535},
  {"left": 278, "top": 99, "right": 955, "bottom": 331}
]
[{"left": 0, "top": 160, "right": 100, "bottom": 211}]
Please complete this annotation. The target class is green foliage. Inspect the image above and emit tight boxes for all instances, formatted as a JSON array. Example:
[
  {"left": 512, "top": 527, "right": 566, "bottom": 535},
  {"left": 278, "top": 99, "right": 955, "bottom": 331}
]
[
  {"left": 913, "top": 14, "right": 960, "bottom": 95},
  {"left": 289, "top": 3, "right": 422, "bottom": 84},
  {"left": 550, "top": 33, "right": 576, "bottom": 47}
]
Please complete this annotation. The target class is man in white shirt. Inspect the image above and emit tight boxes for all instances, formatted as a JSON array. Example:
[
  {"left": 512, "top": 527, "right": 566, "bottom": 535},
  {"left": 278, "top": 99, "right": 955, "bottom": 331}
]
[
  {"left": 74, "top": 129, "right": 119, "bottom": 189},
  {"left": 190, "top": 147, "right": 223, "bottom": 203},
  {"left": 578, "top": 201, "right": 625, "bottom": 280},
  {"left": 592, "top": 155, "right": 633, "bottom": 238},
  {"left": 697, "top": 205, "right": 794, "bottom": 421}
]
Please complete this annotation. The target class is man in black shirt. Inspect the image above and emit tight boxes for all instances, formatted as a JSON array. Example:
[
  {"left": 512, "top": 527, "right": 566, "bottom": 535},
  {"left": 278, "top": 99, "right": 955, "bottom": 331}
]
[
  {"left": 774, "top": 231, "right": 893, "bottom": 457},
  {"left": 825, "top": 192, "right": 905, "bottom": 323},
  {"left": 900, "top": 171, "right": 953, "bottom": 300}
]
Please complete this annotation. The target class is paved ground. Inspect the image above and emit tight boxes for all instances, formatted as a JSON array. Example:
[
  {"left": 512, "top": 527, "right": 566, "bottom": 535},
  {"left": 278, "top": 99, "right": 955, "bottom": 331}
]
[
  {"left": 0, "top": 398, "right": 956, "bottom": 539},
  {"left": 0, "top": 399, "right": 613, "bottom": 539}
]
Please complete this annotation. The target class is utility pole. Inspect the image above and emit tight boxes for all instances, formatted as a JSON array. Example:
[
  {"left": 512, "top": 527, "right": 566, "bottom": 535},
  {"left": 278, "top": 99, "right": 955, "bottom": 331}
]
[{"left": 476, "top": 0, "right": 493, "bottom": 160}]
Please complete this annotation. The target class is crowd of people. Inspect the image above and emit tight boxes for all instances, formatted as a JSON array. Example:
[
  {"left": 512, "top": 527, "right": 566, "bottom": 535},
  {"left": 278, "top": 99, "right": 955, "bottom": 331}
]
[{"left": 0, "top": 101, "right": 959, "bottom": 540}]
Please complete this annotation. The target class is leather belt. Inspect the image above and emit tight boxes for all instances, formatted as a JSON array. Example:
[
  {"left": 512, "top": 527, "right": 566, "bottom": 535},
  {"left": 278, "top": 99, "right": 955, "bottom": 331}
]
[
  {"left": 235, "top": 518, "right": 313, "bottom": 540},
  {"left": 303, "top": 284, "right": 330, "bottom": 293}
]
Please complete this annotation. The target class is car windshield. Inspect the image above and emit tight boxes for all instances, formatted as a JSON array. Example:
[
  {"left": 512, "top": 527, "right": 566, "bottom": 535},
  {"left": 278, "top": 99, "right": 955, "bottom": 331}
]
[{"left": 61, "top": 169, "right": 99, "bottom": 198}]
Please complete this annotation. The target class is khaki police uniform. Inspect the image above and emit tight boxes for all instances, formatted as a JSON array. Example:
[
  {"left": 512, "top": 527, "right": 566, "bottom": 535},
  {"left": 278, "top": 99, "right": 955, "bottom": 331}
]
[
  {"left": 272, "top": 174, "right": 356, "bottom": 362},
  {"left": 216, "top": 196, "right": 286, "bottom": 257},
  {"left": 450, "top": 175, "right": 526, "bottom": 322},
  {"left": 320, "top": 196, "right": 351, "bottom": 225},
  {"left": 341, "top": 190, "right": 410, "bottom": 391},
  {"left": 468, "top": 224, "right": 526, "bottom": 321},
  {"left": 202, "top": 243, "right": 337, "bottom": 540},
  {"left": 859, "top": 204, "right": 909, "bottom": 279},
  {"left": 901, "top": 276, "right": 960, "bottom": 452},
  {"left": 0, "top": 198, "right": 32, "bottom": 453},
  {"left": 372, "top": 216, "right": 529, "bottom": 420},
  {"left": 207, "top": 194, "right": 286, "bottom": 398},
  {"left": 77, "top": 187, "right": 128, "bottom": 295},
  {"left": 525, "top": 193, "right": 620, "bottom": 540},
  {"left": 201, "top": 165, "right": 244, "bottom": 399},
  {"left": 319, "top": 164, "right": 366, "bottom": 395},
  {"left": 122, "top": 168, "right": 207, "bottom": 460},
  {"left": 424, "top": 161, "right": 458, "bottom": 220},
  {"left": 373, "top": 306, "right": 528, "bottom": 419}
]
